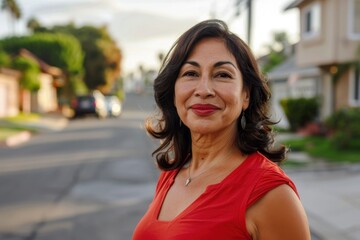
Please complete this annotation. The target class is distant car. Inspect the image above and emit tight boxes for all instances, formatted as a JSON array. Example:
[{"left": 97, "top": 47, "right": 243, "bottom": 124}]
[
  {"left": 105, "top": 95, "right": 122, "bottom": 117},
  {"left": 71, "top": 91, "right": 108, "bottom": 119}
]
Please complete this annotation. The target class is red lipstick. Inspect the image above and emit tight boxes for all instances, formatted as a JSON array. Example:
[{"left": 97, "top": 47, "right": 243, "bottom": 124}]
[{"left": 191, "top": 104, "right": 219, "bottom": 116}]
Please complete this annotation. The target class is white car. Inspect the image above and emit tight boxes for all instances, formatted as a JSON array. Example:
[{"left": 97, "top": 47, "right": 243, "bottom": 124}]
[{"left": 105, "top": 95, "right": 122, "bottom": 117}]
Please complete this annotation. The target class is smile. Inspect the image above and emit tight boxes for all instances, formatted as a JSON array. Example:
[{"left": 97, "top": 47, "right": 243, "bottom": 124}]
[{"left": 190, "top": 104, "right": 219, "bottom": 116}]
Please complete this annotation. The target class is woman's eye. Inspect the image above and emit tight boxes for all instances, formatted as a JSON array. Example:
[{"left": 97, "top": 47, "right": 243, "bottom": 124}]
[
  {"left": 183, "top": 71, "right": 198, "bottom": 77},
  {"left": 215, "top": 72, "right": 232, "bottom": 78}
]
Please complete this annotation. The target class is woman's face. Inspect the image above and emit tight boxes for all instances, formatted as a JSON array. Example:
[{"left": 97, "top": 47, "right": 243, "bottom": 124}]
[{"left": 174, "top": 37, "right": 249, "bottom": 135}]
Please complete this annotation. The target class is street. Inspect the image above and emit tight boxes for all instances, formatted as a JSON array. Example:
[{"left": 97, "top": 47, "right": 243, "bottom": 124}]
[
  {"left": 0, "top": 92, "right": 331, "bottom": 240},
  {"left": 0, "top": 93, "right": 159, "bottom": 240}
]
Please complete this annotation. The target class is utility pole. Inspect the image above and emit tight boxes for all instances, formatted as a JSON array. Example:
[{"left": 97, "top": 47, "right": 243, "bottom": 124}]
[
  {"left": 247, "top": 0, "right": 252, "bottom": 47},
  {"left": 233, "top": 0, "right": 253, "bottom": 47}
]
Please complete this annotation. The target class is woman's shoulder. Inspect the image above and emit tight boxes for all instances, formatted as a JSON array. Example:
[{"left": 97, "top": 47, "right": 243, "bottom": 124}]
[
  {"left": 154, "top": 168, "right": 178, "bottom": 193},
  {"left": 244, "top": 152, "right": 299, "bottom": 205}
]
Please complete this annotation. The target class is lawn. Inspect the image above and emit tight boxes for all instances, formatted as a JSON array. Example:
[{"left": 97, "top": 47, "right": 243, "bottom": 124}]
[
  {"left": 0, "top": 127, "right": 24, "bottom": 141},
  {"left": 3, "top": 112, "right": 40, "bottom": 122},
  {"left": 282, "top": 136, "right": 360, "bottom": 163},
  {"left": 0, "top": 112, "right": 40, "bottom": 141}
]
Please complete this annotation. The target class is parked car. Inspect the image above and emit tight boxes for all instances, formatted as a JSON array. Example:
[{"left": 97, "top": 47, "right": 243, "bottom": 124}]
[
  {"left": 71, "top": 91, "right": 108, "bottom": 118},
  {"left": 105, "top": 95, "right": 122, "bottom": 117}
]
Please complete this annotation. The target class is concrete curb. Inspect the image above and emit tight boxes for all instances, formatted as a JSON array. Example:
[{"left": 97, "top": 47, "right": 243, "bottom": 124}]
[
  {"left": 0, "top": 131, "right": 32, "bottom": 147},
  {"left": 0, "top": 114, "right": 69, "bottom": 147}
]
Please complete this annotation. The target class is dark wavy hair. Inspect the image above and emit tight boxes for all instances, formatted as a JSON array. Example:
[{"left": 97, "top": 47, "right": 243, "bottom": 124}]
[{"left": 145, "top": 19, "right": 287, "bottom": 171}]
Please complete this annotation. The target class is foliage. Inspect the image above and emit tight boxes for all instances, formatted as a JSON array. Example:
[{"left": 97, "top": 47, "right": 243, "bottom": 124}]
[
  {"left": 1, "top": 0, "right": 21, "bottom": 19},
  {"left": 11, "top": 56, "right": 40, "bottom": 91},
  {"left": 280, "top": 97, "right": 320, "bottom": 131},
  {"left": 325, "top": 107, "right": 360, "bottom": 150},
  {"left": 282, "top": 136, "right": 360, "bottom": 163},
  {"left": 0, "top": 33, "right": 84, "bottom": 76},
  {"left": 261, "top": 31, "right": 290, "bottom": 73},
  {"left": 262, "top": 52, "right": 286, "bottom": 73},
  {"left": 27, "top": 17, "right": 41, "bottom": 33},
  {"left": 0, "top": 50, "right": 11, "bottom": 66},
  {"left": 35, "top": 24, "right": 122, "bottom": 92}
]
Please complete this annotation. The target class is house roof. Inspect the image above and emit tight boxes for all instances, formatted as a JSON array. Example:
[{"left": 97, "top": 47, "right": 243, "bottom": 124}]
[
  {"left": 0, "top": 67, "right": 21, "bottom": 78},
  {"left": 19, "top": 49, "right": 63, "bottom": 78},
  {"left": 284, "top": 0, "right": 306, "bottom": 10},
  {"left": 266, "top": 55, "right": 320, "bottom": 80}
]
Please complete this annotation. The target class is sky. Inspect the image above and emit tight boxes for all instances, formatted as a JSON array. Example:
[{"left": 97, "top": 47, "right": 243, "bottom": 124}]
[{"left": 0, "top": 0, "right": 299, "bottom": 75}]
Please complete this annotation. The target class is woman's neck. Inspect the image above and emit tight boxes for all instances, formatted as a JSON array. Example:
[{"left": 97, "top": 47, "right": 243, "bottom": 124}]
[{"left": 190, "top": 130, "right": 237, "bottom": 169}]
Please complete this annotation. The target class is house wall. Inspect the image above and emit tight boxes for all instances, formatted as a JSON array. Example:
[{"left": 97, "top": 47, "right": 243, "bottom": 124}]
[
  {"left": 335, "top": 70, "right": 350, "bottom": 110},
  {"left": 0, "top": 70, "right": 19, "bottom": 118},
  {"left": 271, "top": 79, "right": 289, "bottom": 128},
  {"left": 270, "top": 76, "right": 320, "bottom": 128},
  {"left": 319, "top": 72, "right": 333, "bottom": 119},
  {"left": 32, "top": 73, "right": 58, "bottom": 113},
  {"left": 296, "top": 0, "right": 360, "bottom": 67}
]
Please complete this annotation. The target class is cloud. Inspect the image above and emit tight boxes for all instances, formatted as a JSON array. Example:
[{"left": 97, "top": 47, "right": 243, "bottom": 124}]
[{"left": 108, "top": 11, "right": 197, "bottom": 42}]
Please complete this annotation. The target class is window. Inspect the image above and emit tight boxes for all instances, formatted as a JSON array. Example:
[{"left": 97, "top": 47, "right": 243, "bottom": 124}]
[
  {"left": 348, "top": 0, "right": 360, "bottom": 39},
  {"left": 350, "top": 67, "right": 360, "bottom": 106},
  {"left": 302, "top": 2, "right": 321, "bottom": 39}
]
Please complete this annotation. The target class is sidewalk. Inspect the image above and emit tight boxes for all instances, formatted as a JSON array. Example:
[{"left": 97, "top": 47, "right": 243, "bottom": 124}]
[
  {"left": 287, "top": 164, "right": 360, "bottom": 240},
  {"left": 0, "top": 113, "right": 69, "bottom": 147},
  {"left": 279, "top": 133, "right": 360, "bottom": 240}
]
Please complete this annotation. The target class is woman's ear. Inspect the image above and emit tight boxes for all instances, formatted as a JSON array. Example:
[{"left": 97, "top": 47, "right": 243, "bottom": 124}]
[{"left": 242, "top": 88, "right": 250, "bottom": 110}]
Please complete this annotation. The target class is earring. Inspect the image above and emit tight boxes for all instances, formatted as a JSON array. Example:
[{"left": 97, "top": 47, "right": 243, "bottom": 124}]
[
  {"left": 241, "top": 112, "right": 246, "bottom": 129},
  {"left": 179, "top": 119, "right": 182, "bottom": 127}
]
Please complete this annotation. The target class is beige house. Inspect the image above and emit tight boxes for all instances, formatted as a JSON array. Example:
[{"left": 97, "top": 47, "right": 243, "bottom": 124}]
[
  {"left": 0, "top": 68, "right": 20, "bottom": 118},
  {"left": 285, "top": 0, "right": 360, "bottom": 120},
  {"left": 19, "top": 49, "right": 64, "bottom": 113},
  {"left": 267, "top": 55, "right": 321, "bottom": 128},
  {"left": 0, "top": 50, "right": 64, "bottom": 117}
]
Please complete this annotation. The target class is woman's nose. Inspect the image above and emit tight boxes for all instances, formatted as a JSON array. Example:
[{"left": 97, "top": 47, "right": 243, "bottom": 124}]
[{"left": 194, "top": 75, "right": 215, "bottom": 98}]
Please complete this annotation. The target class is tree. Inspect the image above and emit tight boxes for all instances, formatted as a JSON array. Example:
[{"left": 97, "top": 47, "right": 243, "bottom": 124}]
[
  {"left": 0, "top": 33, "right": 85, "bottom": 101},
  {"left": 11, "top": 56, "right": 41, "bottom": 91},
  {"left": 27, "top": 17, "right": 41, "bottom": 33},
  {"left": 261, "top": 31, "right": 290, "bottom": 73},
  {"left": 35, "top": 24, "right": 122, "bottom": 92},
  {"left": 1, "top": 0, "right": 21, "bottom": 35}
]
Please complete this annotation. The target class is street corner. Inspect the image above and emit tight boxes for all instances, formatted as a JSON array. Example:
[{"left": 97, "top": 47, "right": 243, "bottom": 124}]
[{"left": 1, "top": 131, "right": 32, "bottom": 147}]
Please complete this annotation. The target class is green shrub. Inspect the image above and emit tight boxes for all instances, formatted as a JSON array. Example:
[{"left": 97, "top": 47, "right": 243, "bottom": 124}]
[
  {"left": 0, "top": 33, "right": 84, "bottom": 75},
  {"left": 12, "top": 56, "right": 40, "bottom": 91},
  {"left": 0, "top": 50, "right": 10, "bottom": 67},
  {"left": 325, "top": 107, "right": 360, "bottom": 150},
  {"left": 280, "top": 97, "right": 320, "bottom": 131}
]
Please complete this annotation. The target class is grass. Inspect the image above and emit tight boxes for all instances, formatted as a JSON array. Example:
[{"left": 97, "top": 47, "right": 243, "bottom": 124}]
[
  {"left": 0, "top": 127, "right": 24, "bottom": 141},
  {"left": 3, "top": 112, "right": 40, "bottom": 122},
  {"left": 0, "top": 112, "right": 40, "bottom": 141},
  {"left": 282, "top": 160, "right": 309, "bottom": 168},
  {"left": 282, "top": 136, "right": 360, "bottom": 163}
]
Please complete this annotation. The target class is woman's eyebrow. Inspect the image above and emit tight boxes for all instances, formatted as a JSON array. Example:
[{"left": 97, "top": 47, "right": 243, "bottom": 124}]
[
  {"left": 214, "top": 61, "right": 237, "bottom": 69},
  {"left": 183, "top": 61, "right": 199, "bottom": 67},
  {"left": 183, "top": 61, "right": 236, "bottom": 69}
]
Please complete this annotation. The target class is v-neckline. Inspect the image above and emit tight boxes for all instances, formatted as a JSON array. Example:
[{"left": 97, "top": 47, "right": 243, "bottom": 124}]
[{"left": 154, "top": 153, "right": 253, "bottom": 223}]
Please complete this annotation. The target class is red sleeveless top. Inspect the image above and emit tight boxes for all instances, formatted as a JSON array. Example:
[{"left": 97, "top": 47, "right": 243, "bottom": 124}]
[{"left": 132, "top": 152, "right": 298, "bottom": 240}]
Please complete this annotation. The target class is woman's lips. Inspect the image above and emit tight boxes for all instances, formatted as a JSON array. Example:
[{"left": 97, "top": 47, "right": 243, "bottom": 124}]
[{"left": 190, "top": 104, "right": 219, "bottom": 116}]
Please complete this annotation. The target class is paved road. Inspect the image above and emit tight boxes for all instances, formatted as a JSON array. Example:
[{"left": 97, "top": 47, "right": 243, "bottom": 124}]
[
  {"left": 0, "top": 92, "right": 324, "bottom": 240},
  {"left": 0, "top": 93, "right": 159, "bottom": 240}
]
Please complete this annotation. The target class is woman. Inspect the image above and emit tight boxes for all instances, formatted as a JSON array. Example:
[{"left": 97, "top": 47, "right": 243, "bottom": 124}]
[{"left": 133, "top": 19, "right": 310, "bottom": 240}]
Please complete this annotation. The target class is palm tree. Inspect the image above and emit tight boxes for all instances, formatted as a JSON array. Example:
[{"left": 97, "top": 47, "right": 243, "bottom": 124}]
[
  {"left": 1, "top": 0, "right": 21, "bottom": 35},
  {"left": 27, "top": 17, "right": 41, "bottom": 33}
]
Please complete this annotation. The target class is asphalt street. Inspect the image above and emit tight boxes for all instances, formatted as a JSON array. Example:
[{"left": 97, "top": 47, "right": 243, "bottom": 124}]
[{"left": 0, "top": 92, "right": 326, "bottom": 240}]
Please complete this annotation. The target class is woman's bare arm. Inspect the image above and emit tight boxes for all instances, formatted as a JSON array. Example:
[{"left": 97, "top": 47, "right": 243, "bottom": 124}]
[{"left": 246, "top": 184, "right": 311, "bottom": 240}]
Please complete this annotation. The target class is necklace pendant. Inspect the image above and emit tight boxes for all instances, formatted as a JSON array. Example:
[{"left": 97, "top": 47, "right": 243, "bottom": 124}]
[{"left": 185, "top": 178, "right": 191, "bottom": 186}]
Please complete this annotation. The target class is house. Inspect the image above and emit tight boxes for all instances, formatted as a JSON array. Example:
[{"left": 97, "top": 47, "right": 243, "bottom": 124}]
[
  {"left": 0, "top": 68, "right": 20, "bottom": 118},
  {"left": 19, "top": 49, "right": 64, "bottom": 113},
  {"left": 0, "top": 49, "right": 64, "bottom": 117},
  {"left": 284, "top": 0, "right": 360, "bottom": 121},
  {"left": 267, "top": 54, "right": 321, "bottom": 128}
]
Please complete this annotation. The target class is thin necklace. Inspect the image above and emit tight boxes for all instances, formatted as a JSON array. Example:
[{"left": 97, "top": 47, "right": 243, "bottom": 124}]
[{"left": 185, "top": 149, "right": 235, "bottom": 187}]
